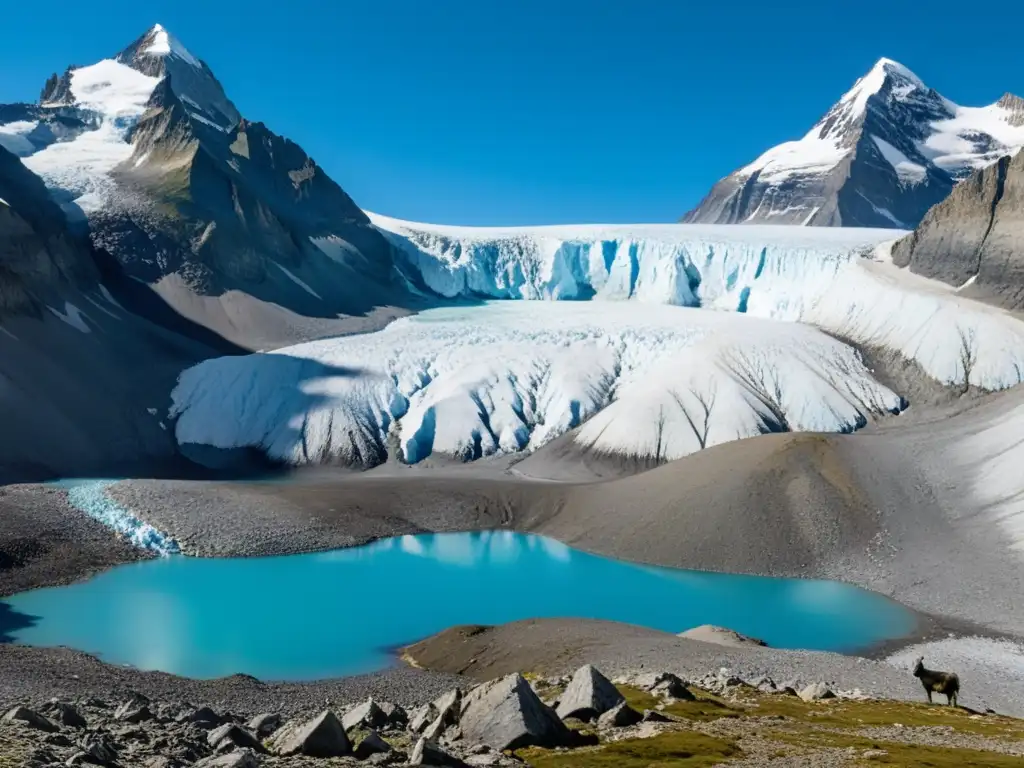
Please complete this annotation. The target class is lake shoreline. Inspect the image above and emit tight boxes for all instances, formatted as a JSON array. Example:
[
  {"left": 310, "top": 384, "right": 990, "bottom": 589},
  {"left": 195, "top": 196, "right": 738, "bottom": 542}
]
[{"left": 3, "top": 461, "right": 1024, "bottom": 717}]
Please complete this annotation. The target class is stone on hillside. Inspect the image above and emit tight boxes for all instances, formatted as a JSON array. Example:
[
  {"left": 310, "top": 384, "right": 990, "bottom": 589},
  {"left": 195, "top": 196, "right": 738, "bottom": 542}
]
[
  {"left": 431, "top": 689, "right": 461, "bottom": 725},
  {"left": 650, "top": 673, "right": 695, "bottom": 701},
  {"left": 410, "top": 737, "right": 468, "bottom": 767},
  {"left": 642, "top": 709, "right": 671, "bottom": 723},
  {"left": 556, "top": 665, "right": 624, "bottom": 721},
  {"left": 45, "top": 702, "right": 87, "bottom": 729},
  {"left": 799, "top": 682, "right": 836, "bottom": 702},
  {"left": 115, "top": 694, "right": 153, "bottom": 723},
  {"left": 422, "top": 712, "right": 448, "bottom": 741},
  {"left": 146, "top": 758, "right": 185, "bottom": 768},
  {"left": 677, "top": 625, "right": 768, "bottom": 648},
  {"left": 80, "top": 733, "right": 119, "bottom": 765},
  {"left": 409, "top": 705, "right": 435, "bottom": 734},
  {"left": 246, "top": 713, "right": 281, "bottom": 737},
  {"left": 269, "top": 710, "right": 351, "bottom": 757},
  {"left": 378, "top": 702, "right": 408, "bottom": 728},
  {"left": 343, "top": 697, "right": 388, "bottom": 731},
  {"left": 194, "top": 748, "right": 261, "bottom": 768},
  {"left": 459, "top": 673, "right": 572, "bottom": 751},
  {"left": 596, "top": 701, "right": 643, "bottom": 729},
  {"left": 2, "top": 706, "right": 58, "bottom": 732},
  {"left": 188, "top": 706, "right": 222, "bottom": 728},
  {"left": 353, "top": 730, "right": 392, "bottom": 760},
  {"left": 207, "top": 724, "right": 265, "bottom": 753}
]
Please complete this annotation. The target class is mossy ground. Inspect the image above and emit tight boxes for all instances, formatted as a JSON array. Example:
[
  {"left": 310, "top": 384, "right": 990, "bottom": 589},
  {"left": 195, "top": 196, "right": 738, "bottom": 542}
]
[
  {"left": 516, "top": 681, "right": 1024, "bottom": 767},
  {"left": 518, "top": 730, "right": 740, "bottom": 768}
]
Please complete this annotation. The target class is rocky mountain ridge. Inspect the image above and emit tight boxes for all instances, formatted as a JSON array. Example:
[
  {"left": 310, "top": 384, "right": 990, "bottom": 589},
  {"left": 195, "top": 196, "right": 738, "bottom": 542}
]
[{"left": 684, "top": 58, "right": 1024, "bottom": 229}]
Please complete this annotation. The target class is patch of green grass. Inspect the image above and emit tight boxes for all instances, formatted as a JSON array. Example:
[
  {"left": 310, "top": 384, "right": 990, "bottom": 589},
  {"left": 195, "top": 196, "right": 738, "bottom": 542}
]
[
  {"left": 518, "top": 730, "right": 740, "bottom": 768},
  {"left": 616, "top": 685, "right": 740, "bottom": 722},
  {"left": 774, "top": 730, "right": 1024, "bottom": 767},
  {"left": 746, "top": 695, "right": 1024, "bottom": 739}
]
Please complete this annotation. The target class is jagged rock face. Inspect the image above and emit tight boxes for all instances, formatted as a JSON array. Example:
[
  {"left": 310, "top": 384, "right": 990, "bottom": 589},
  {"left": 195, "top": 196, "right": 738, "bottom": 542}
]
[
  {"left": 97, "top": 76, "right": 383, "bottom": 294},
  {"left": 115, "top": 24, "right": 240, "bottom": 130},
  {"left": 685, "top": 59, "right": 1024, "bottom": 228},
  {"left": 0, "top": 145, "right": 96, "bottom": 315},
  {"left": 892, "top": 151, "right": 1024, "bottom": 309}
]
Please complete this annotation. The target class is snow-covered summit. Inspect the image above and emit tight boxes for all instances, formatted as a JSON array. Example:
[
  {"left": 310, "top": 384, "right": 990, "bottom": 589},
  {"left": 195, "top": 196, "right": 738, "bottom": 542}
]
[
  {"left": 685, "top": 57, "right": 1024, "bottom": 229},
  {"left": 138, "top": 24, "right": 203, "bottom": 69}
]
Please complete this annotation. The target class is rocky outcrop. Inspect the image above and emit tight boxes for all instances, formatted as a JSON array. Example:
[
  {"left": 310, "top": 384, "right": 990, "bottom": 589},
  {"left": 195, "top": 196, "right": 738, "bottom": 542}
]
[
  {"left": 892, "top": 151, "right": 1024, "bottom": 309},
  {"left": 459, "top": 673, "right": 572, "bottom": 751},
  {"left": 268, "top": 710, "right": 350, "bottom": 757},
  {"left": 555, "top": 664, "right": 624, "bottom": 721}
]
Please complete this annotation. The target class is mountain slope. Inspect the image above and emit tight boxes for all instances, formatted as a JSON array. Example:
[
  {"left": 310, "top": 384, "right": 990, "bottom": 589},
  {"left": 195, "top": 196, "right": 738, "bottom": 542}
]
[
  {"left": 891, "top": 149, "right": 1024, "bottom": 309},
  {"left": 0, "top": 144, "right": 233, "bottom": 482},
  {"left": 684, "top": 58, "right": 1024, "bottom": 229},
  {"left": 3, "top": 24, "right": 412, "bottom": 350}
]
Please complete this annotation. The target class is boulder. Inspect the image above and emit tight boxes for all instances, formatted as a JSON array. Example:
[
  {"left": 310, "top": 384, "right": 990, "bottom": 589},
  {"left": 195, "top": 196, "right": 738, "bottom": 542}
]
[
  {"left": 194, "top": 749, "right": 260, "bottom": 768},
  {"left": 555, "top": 665, "right": 624, "bottom": 721},
  {"left": 459, "top": 673, "right": 572, "bottom": 751},
  {"left": 650, "top": 673, "right": 695, "bottom": 701},
  {"left": 343, "top": 697, "right": 388, "bottom": 731},
  {"left": 269, "top": 710, "right": 351, "bottom": 757},
  {"left": 410, "top": 738, "right": 468, "bottom": 767},
  {"left": 207, "top": 724, "right": 265, "bottom": 753},
  {"left": 246, "top": 713, "right": 281, "bottom": 737},
  {"left": 115, "top": 694, "right": 153, "bottom": 723},
  {"left": 422, "top": 713, "right": 448, "bottom": 741},
  {"left": 642, "top": 709, "right": 671, "bottom": 723},
  {"left": 188, "top": 706, "right": 222, "bottom": 729},
  {"left": 431, "top": 689, "right": 461, "bottom": 725},
  {"left": 79, "top": 734, "right": 119, "bottom": 765},
  {"left": 145, "top": 758, "right": 185, "bottom": 768},
  {"left": 378, "top": 702, "right": 408, "bottom": 728},
  {"left": 2, "top": 706, "right": 58, "bottom": 732},
  {"left": 353, "top": 730, "right": 392, "bottom": 760},
  {"left": 46, "top": 702, "right": 87, "bottom": 729},
  {"left": 798, "top": 682, "right": 836, "bottom": 702},
  {"left": 596, "top": 702, "right": 643, "bottom": 729},
  {"left": 409, "top": 705, "right": 436, "bottom": 734}
]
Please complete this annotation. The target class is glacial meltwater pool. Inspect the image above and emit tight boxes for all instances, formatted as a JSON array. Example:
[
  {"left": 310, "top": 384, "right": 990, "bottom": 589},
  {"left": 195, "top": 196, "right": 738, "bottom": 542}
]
[{"left": 3, "top": 530, "right": 915, "bottom": 681}]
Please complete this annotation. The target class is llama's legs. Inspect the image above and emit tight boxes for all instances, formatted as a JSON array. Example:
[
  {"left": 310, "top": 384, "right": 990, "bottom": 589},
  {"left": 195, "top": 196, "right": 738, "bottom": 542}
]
[{"left": 926, "top": 690, "right": 933, "bottom": 704}]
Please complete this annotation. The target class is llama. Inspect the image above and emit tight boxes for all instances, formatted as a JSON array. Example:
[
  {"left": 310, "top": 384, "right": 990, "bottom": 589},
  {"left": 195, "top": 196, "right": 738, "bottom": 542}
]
[{"left": 912, "top": 656, "right": 959, "bottom": 706}]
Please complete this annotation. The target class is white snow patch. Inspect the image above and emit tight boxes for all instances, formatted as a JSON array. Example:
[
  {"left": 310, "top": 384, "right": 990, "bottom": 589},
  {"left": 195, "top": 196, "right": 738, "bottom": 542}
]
[
  {"left": 740, "top": 136, "right": 846, "bottom": 182},
  {"left": 0, "top": 120, "right": 39, "bottom": 156},
  {"left": 98, "top": 284, "right": 125, "bottom": 311},
  {"left": 189, "top": 112, "right": 229, "bottom": 132},
  {"left": 957, "top": 274, "right": 979, "bottom": 292},
  {"left": 69, "top": 59, "right": 160, "bottom": 121},
  {"left": 48, "top": 302, "right": 91, "bottom": 333},
  {"left": 871, "top": 135, "right": 928, "bottom": 185},
  {"left": 145, "top": 24, "right": 203, "bottom": 69},
  {"left": 920, "top": 103, "right": 1024, "bottom": 174},
  {"left": 273, "top": 263, "right": 322, "bottom": 300},
  {"left": 53, "top": 478, "right": 179, "bottom": 555},
  {"left": 170, "top": 302, "right": 902, "bottom": 467},
  {"left": 0, "top": 197, "right": 7, "bottom": 207}
]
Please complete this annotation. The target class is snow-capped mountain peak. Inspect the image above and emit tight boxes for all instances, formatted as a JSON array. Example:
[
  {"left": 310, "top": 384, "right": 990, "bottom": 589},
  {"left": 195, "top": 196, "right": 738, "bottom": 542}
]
[
  {"left": 685, "top": 58, "right": 1024, "bottom": 229},
  {"left": 136, "top": 24, "right": 203, "bottom": 69}
]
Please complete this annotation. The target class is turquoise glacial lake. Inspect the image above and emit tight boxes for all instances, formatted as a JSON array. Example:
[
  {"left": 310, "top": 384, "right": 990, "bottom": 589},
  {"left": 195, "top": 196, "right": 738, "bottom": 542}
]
[{"left": 2, "top": 531, "right": 915, "bottom": 681}]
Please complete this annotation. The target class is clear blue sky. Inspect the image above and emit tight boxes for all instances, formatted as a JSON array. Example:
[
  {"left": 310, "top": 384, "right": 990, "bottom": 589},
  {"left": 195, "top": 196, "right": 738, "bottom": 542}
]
[{"left": 2, "top": 0, "right": 1023, "bottom": 225}]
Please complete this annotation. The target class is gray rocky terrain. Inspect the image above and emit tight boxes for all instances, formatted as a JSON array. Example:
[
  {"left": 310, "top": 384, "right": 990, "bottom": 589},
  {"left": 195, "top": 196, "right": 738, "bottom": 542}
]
[{"left": 892, "top": 148, "right": 1024, "bottom": 309}]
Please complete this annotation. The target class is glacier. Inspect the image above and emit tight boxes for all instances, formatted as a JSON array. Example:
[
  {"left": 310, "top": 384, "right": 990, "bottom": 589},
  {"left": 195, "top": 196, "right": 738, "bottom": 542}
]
[
  {"left": 171, "top": 302, "right": 903, "bottom": 467},
  {"left": 373, "top": 215, "right": 1024, "bottom": 391},
  {"left": 170, "top": 220, "right": 1024, "bottom": 468}
]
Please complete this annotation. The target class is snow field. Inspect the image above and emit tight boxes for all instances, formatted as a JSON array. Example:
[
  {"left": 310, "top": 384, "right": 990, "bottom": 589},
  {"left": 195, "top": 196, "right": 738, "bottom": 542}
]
[{"left": 170, "top": 302, "right": 903, "bottom": 467}]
